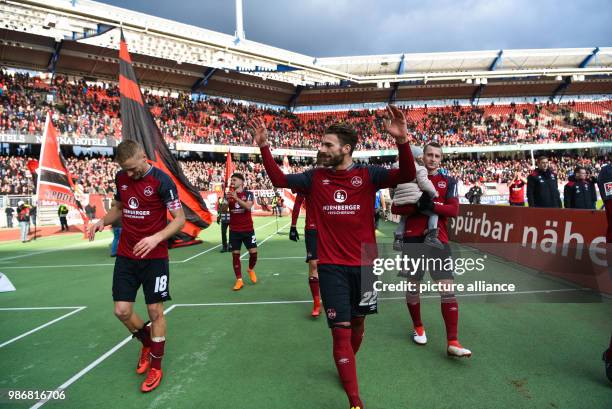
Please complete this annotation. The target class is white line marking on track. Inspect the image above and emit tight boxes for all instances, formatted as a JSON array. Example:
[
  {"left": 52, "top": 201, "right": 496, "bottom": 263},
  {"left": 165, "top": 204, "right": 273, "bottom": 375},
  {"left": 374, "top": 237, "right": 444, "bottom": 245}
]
[
  {"left": 240, "top": 221, "right": 291, "bottom": 259},
  {"left": 12, "top": 219, "right": 283, "bottom": 269},
  {"left": 28, "top": 286, "right": 595, "bottom": 407},
  {"left": 30, "top": 304, "right": 177, "bottom": 409},
  {"left": 0, "top": 306, "right": 87, "bottom": 311},
  {"left": 0, "top": 307, "right": 86, "bottom": 349},
  {"left": 0, "top": 238, "right": 112, "bottom": 262}
]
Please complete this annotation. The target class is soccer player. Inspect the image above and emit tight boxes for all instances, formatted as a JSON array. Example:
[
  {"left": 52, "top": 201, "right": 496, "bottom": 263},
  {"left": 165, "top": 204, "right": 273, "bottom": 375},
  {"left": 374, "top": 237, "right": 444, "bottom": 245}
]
[
  {"left": 290, "top": 192, "right": 321, "bottom": 317},
  {"left": 392, "top": 141, "right": 472, "bottom": 358},
  {"left": 249, "top": 105, "right": 415, "bottom": 409},
  {"left": 88, "top": 140, "right": 185, "bottom": 392},
  {"left": 227, "top": 173, "right": 258, "bottom": 291},
  {"left": 508, "top": 172, "right": 527, "bottom": 206},
  {"left": 596, "top": 162, "right": 612, "bottom": 383}
]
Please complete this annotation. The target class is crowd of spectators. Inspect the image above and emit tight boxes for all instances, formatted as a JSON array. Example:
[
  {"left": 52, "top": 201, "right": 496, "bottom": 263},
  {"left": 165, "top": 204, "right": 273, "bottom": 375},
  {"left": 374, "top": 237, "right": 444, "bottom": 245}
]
[
  {"left": 1, "top": 152, "right": 606, "bottom": 197},
  {"left": 1, "top": 70, "right": 610, "bottom": 150}
]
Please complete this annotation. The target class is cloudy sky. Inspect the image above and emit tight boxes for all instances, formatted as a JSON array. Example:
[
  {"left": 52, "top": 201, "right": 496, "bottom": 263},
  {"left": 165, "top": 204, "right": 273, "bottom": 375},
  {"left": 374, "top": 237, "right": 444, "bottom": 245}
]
[{"left": 104, "top": 0, "right": 611, "bottom": 57}]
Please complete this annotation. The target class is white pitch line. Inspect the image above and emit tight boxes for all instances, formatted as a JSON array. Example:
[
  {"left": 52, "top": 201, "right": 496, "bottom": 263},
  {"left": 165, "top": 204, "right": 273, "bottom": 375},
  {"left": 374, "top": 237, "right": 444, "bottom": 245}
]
[
  {"left": 0, "top": 238, "right": 112, "bottom": 262},
  {"left": 240, "top": 221, "right": 291, "bottom": 259},
  {"left": 4, "top": 218, "right": 286, "bottom": 270},
  {"left": 0, "top": 306, "right": 86, "bottom": 349},
  {"left": 178, "top": 244, "right": 222, "bottom": 263},
  {"left": 379, "top": 287, "right": 592, "bottom": 301},
  {"left": 180, "top": 218, "right": 280, "bottom": 263},
  {"left": 256, "top": 256, "right": 305, "bottom": 260},
  {"left": 5, "top": 263, "right": 115, "bottom": 270},
  {"left": 30, "top": 304, "right": 178, "bottom": 409},
  {"left": 26, "top": 286, "right": 597, "bottom": 408},
  {"left": 0, "top": 306, "right": 86, "bottom": 311}
]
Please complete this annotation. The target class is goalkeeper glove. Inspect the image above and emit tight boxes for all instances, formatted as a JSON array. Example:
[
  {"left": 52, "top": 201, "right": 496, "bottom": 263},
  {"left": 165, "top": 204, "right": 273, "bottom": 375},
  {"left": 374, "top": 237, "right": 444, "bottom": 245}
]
[{"left": 289, "top": 226, "right": 300, "bottom": 242}]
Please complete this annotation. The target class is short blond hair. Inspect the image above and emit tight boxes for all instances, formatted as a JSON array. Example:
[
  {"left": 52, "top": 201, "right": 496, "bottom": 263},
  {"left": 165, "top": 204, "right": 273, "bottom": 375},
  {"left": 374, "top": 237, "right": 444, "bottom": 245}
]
[{"left": 116, "top": 140, "right": 143, "bottom": 163}]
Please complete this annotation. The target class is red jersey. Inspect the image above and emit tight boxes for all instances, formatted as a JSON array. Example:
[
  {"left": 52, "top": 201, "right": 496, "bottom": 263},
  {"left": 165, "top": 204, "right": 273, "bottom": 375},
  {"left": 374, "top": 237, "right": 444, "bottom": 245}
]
[
  {"left": 228, "top": 190, "right": 254, "bottom": 232},
  {"left": 261, "top": 143, "right": 415, "bottom": 266},
  {"left": 597, "top": 164, "right": 612, "bottom": 242},
  {"left": 114, "top": 166, "right": 181, "bottom": 259},
  {"left": 399, "top": 173, "right": 459, "bottom": 244},
  {"left": 291, "top": 193, "right": 317, "bottom": 231},
  {"left": 509, "top": 180, "right": 526, "bottom": 204}
]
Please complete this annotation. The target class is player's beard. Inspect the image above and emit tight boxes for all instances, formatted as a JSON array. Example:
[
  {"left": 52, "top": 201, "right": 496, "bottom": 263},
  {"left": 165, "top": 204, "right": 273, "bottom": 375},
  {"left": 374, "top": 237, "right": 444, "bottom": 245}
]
[{"left": 319, "top": 151, "right": 344, "bottom": 168}]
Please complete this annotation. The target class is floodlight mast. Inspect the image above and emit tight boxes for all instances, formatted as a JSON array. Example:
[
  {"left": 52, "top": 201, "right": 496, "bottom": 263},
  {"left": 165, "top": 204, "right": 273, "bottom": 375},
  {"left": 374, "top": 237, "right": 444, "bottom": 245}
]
[{"left": 235, "top": 0, "right": 246, "bottom": 41}]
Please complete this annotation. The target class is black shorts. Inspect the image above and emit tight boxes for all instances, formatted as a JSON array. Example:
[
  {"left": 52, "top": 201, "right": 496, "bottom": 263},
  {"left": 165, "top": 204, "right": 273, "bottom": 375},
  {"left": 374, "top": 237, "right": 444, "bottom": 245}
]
[
  {"left": 305, "top": 229, "right": 318, "bottom": 262},
  {"left": 509, "top": 202, "right": 524, "bottom": 207},
  {"left": 230, "top": 230, "right": 257, "bottom": 250},
  {"left": 402, "top": 236, "right": 454, "bottom": 281},
  {"left": 318, "top": 264, "right": 378, "bottom": 327},
  {"left": 112, "top": 256, "right": 171, "bottom": 305}
]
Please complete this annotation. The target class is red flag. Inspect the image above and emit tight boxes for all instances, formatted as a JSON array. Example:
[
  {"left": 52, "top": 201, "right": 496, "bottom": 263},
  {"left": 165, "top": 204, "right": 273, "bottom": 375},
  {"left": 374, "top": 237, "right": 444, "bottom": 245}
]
[
  {"left": 118, "top": 30, "right": 212, "bottom": 248},
  {"left": 36, "top": 113, "right": 89, "bottom": 226}
]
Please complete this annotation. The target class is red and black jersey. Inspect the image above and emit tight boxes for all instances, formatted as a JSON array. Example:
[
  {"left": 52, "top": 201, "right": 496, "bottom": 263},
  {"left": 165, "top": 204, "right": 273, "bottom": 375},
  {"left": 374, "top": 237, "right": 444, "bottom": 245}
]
[
  {"left": 114, "top": 166, "right": 181, "bottom": 259},
  {"left": 261, "top": 142, "right": 415, "bottom": 266},
  {"left": 508, "top": 180, "right": 526, "bottom": 204},
  {"left": 228, "top": 189, "right": 254, "bottom": 232},
  {"left": 402, "top": 173, "right": 459, "bottom": 243},
  {"left": 597, "top": 164, "right": 612, "bottom": 243},
  {"left": 291, "top": 193, "right": 317, "bottom": 231}
]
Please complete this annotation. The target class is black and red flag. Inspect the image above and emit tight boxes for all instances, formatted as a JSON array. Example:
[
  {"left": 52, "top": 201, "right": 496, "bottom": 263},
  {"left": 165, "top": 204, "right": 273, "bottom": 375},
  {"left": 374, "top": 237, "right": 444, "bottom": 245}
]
[
  {"left": 36, "top": 112, "right": 89, "bottom": 227},
  {"left": 118, "top": 29, "right": 212, "bottom": 247}
]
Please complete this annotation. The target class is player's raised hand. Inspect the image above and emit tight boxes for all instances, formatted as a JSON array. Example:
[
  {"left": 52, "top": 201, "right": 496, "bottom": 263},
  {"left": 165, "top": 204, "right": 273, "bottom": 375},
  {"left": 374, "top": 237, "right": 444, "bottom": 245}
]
[
  {"left": 247, "top": 117, "right": 269, "bottom": 147},
  {"left": 133, "top": 234, "right": 161, "bottom": 258},
  {"left": 87, "top": 219, "right": 105, "bottom": 241},
  {"left": 383, "top": 104, "right": 408, "bottom": 144}
]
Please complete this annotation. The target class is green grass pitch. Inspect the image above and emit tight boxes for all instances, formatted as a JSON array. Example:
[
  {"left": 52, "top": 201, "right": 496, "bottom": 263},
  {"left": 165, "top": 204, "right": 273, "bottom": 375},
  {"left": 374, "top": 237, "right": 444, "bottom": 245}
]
[{"left": 0, "top": 217, "right": 610, "bottom": 408}]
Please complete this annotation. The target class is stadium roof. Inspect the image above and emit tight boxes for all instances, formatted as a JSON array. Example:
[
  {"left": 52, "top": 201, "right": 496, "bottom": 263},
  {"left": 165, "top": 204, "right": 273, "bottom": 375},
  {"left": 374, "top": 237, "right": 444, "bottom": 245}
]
[{"left": 1, "top": 0, "right": 611, "bottom": 106}]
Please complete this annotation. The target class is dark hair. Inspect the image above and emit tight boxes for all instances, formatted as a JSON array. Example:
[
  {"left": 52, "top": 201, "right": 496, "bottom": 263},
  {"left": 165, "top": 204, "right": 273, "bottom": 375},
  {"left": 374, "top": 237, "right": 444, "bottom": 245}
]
[
  {"left": 116, "top": 140, "right": 143, "bottom": 163},
  {"left": 423, "top": 141, "right": 442, "bottom": 154},
  {"left": 231, "top": 173, "right": 245, "bottom": 182},
  {"left": 574, "top": 165, "right": 586, "bottom": 174},
  {"left": 324, "top": 123, "right": 358, "bottom": 154},
  {"left": 537, "top": 155, "right": 548, "bottom": 161}
]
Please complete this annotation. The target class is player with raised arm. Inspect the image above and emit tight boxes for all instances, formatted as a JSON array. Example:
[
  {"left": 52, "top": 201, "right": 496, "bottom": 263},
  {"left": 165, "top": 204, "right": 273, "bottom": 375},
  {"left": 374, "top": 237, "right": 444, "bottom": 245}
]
[
  {"left": 88, "top": 140, "right": 185, "bottom": 392},
  {"left": 248, "top": 105, "right": 415, "bottom": 409},
  {"left": 227, "top": 173, "right": 258, "bottom": 291}
]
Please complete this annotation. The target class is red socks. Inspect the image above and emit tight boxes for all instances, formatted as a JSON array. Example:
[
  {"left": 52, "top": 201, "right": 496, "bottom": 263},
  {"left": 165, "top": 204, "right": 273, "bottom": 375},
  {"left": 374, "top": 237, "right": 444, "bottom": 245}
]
[
  {"left": 248, "top": 252, "right": 257, "bottom": 270},
  {"left": 331, "top": 327, "right": 362, "bottom": 408},
  {"left": 441, "top": 295, "right": 459, "bottom": 341},
  {"left": 150, "top": 337, "right": 165, "bottom": 370},
  {"left": 232, "top": 253, "right": 242, "bottom": 279},
  {"left": 406, "top": 292, "right": 422, "bottom": 328},
  {"left": 350, "top": 317, "right": 365, "bottom": 354},
  {"left": 308, "top": 276, "right": 320, "bottom": 302},
  {"left": 133, "top": 323, "right": 151, "bottom": 347}
]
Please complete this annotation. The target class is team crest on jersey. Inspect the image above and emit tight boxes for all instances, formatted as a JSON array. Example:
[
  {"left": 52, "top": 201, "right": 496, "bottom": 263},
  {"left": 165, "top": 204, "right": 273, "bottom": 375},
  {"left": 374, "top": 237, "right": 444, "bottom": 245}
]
[
  {"left": 437, "top": 181, "right": 447, "bottom": 189},
  {"left": 604, "top": 182, "right": 612, "bottom": 196},
  {"left": 333, "top": 190, "right": 347, "bottom": 203},
  {"left": 326, "top": 308, "right": 336, "bottom": 319},
  {"left": 128, "top": 197, "right": 139, "bottom": 209},
  {"left": 351, "top": 176, "right": 363, "bottom": 187},
  {"left": 144, "top": 186, "right": 153, "bottom": 196},
  {"left": 121, "top": 185, "right": 128, "bottom": 191},
  {"left": 235, "top": 203, "right": 240, "bottom": 209}
]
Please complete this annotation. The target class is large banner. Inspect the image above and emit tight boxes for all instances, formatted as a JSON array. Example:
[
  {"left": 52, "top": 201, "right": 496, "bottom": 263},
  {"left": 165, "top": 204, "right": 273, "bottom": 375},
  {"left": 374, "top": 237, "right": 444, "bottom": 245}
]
[{"left": 448, "top": 204, "right": 610, "bottom": 294}]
